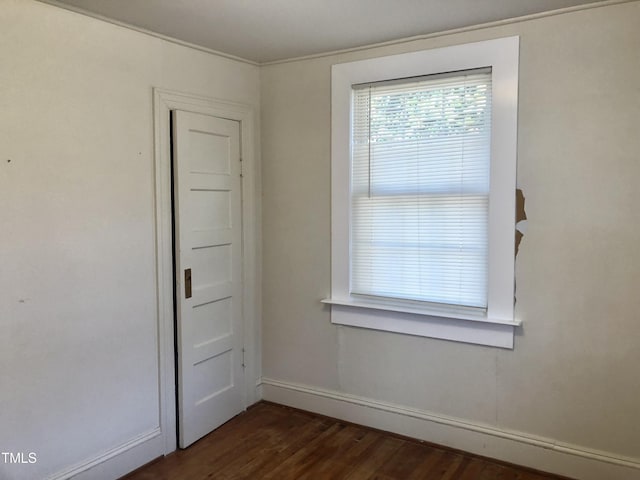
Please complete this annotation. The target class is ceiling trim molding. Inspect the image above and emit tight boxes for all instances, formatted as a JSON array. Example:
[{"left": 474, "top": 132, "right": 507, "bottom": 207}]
[
  {"left": 37, "top": 0, "right": 635, "bottom": 66},
  {"left": 35, "top": 0, "right": 260, "bottom": 66},
  {"left": 261, "top": 0, "right": 636, "bottom": 66}
]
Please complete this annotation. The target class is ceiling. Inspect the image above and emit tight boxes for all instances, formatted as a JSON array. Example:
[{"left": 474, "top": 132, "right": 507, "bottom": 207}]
[{"left": 44, "top": 0, "right": 605, "bottom": 63}]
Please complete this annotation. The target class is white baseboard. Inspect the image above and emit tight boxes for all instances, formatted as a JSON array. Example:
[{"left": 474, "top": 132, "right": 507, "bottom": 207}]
[
  {"left": 255, "top": 377, "right": 264, "bottom": 401},
  {"left": 46, "top": 428, "right": 163, "bottom": 480},
  {"left": 261, "top": 377, "right": 640, "bottom": 480}
]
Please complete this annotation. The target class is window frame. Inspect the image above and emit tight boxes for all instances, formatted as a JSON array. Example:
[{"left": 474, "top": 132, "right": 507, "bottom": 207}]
[{"left": 323, "top": 37, "right": 521, "bottom": 348}]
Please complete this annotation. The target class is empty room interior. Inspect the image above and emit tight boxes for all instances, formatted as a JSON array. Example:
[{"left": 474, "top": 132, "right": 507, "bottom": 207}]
[{"left": 1, "top": 0, "right": 639, "bottom": 479}]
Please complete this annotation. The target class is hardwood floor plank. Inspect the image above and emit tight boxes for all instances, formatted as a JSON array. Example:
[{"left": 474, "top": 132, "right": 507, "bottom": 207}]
[
  {"left": 373, "top": 442, "right": 438, "bottom": 479},
  {"left": 227, "top": 416, "right": 334, "bottom": 478},
  {"left": 261, "top": 423, "right": 349, "bottom": 479},
  {"left": 122, "top": 402, "right": 575, "bottom": 480},
  {"left": 341, "top": 436, "right": 405, "bottom": 480},
  {"left": 298, "top": 429, "right": 382, "bottom": 479},
  {"left": 430, "top": 451, "right": 466, "bottom": 480},
  {"left": 405, "top": 448, "right": 447, "bottom": 480},
  {"left": 453, "top": 458, "right": 488, "bottom": 480},
  {"left": 296, "top": 426, "right": 379, "bottom": 479}
]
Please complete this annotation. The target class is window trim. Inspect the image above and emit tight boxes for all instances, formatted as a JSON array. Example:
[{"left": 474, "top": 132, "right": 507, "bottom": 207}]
[{"left": 324, "top": 37, "right": 520, "bottom": 348}]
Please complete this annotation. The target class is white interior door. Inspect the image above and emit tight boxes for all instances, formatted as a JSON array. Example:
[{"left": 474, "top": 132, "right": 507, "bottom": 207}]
[{"left": 172, "top": 110, "right": 244, "bottom": 448}]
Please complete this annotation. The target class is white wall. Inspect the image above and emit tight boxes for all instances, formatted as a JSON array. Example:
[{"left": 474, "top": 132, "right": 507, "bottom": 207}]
[
  {"left": 261, "top": 2, "right": 640, "bottom": 479},
  {"left": 0, "top": 1, "right": 259, "bottom": 479}
]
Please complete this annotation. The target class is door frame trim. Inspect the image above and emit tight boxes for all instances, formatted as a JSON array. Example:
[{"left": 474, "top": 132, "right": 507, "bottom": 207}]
[{"left": 152, "top": 88, "right": 260, "bottom": 454}]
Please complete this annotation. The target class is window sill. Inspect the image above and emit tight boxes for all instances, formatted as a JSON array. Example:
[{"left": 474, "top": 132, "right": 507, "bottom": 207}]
[
  {"left": 321, "top": 298, "right": 519, "bottom": 349},
  {"left": 321, "top": 298, "right": 521, "bottom": 327}
]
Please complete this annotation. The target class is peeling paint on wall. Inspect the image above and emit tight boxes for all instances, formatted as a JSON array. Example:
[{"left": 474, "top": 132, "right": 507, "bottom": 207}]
[{"left": 515, "top": 188, "right": 527, "bottom": 257}]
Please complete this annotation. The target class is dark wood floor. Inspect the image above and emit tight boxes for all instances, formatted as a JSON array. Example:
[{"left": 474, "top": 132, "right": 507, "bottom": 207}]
[{"left": 123, "top": 402, "right": 572, "bottom": 480}]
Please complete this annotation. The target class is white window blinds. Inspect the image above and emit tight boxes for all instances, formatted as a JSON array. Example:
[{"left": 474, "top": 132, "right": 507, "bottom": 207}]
[{"left": 351, "top": 69, "right": 492, "bottom": 310}]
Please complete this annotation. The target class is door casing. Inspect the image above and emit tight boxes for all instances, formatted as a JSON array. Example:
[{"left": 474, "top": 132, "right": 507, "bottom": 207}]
[{"left": 153, "top": 88, "right": 260, "bottom": 454}]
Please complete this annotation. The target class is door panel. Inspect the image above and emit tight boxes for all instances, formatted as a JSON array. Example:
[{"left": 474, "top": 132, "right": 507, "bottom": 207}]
[{"left": 172, "top": 110, "right": 244, "bottom": 448}]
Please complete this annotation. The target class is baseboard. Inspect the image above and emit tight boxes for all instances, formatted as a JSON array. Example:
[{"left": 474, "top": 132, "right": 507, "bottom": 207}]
[
  {"left": 255, "top": 377, "right": 264, "bottom": 401},
  {"left": 261, "top": 377, "right": 640, "bottom": 480},
  {"left": 46, "top": 428, "right": 163, "bottom": 480}
]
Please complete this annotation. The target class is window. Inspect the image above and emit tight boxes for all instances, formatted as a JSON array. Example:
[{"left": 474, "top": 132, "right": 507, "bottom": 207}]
[
  {"left": 324, "top": 37, "right": 520, "bottom": 348},
  {"left": 351, "top": 69, "right": 492, "bottom": 310}
]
